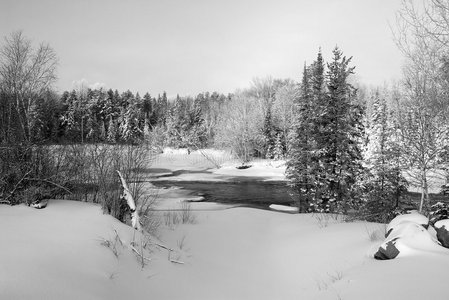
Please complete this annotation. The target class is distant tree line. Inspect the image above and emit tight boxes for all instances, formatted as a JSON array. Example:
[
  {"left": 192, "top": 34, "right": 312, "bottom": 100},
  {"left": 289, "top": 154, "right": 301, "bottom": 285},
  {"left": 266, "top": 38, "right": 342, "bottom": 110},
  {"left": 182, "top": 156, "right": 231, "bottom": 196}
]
[{"left": 29, "top": 87, "right": 232, "bottom": 148}]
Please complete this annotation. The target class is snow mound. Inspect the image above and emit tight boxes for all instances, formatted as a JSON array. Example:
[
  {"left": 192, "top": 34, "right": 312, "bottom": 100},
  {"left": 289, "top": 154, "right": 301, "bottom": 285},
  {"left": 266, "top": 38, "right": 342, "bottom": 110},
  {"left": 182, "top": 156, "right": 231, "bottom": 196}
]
[
  {"left": 374, "top": 211, "right": 449, "bottom": 260},
  {"left": 434, "top": 219, "right": 449, "bottom": 229},
  {"left": 162, "top": 147, "right": 190, "bottom": 155},
  {"left": 269, "top": 204, "right": 299, "bottom": 213},
  {"left": 375, "top": 221, "right": 441, "bottom": 259},
  {"left": 215, "top": 159, "right": 286, "bottom": 180},
  {"left": 386, "top": 211, "right": 429, "bottom": 237}
]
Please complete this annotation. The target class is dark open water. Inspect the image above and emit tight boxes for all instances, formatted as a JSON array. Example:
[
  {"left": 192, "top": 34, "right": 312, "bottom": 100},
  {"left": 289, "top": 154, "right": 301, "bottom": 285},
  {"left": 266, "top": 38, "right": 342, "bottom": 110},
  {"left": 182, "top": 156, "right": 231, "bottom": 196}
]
[{"left": 151, "top": 180, "right": 293, "bottom": 208}]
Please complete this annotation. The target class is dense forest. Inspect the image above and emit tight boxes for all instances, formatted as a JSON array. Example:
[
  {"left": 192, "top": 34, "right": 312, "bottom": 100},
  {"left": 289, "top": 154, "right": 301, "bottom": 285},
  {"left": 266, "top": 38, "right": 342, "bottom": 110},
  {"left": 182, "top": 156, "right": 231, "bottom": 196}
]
[{"left": 1, "top": 1, "right": 449, "bottom": 224}]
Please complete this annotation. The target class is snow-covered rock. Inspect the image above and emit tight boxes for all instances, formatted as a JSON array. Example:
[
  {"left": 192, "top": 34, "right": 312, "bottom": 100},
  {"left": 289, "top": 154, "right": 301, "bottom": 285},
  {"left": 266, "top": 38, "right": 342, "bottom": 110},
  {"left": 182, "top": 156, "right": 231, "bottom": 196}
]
[
  {"left": 375, "top": 221, "right": 440, "bottom": 260},
  {"left": 386, "top": 211, "right": 429, "bottom": 237},
  {"left": 434, "top": 219, "right": 449, "bottom": 248},
  {"left": 374, "top": 238, "right": 400, "bottom": 260},
  {"left": 30, "top": 199, "right": 48, "bottom": 209}
]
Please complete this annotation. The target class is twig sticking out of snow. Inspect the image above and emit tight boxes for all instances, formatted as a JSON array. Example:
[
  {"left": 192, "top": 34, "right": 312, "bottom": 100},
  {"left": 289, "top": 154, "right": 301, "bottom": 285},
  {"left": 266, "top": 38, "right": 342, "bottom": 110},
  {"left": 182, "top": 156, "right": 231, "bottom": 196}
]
[
  {"left": 155, "top": 243, "right": 174, "bottom": 252},
  {"left": 155, "top": 243, "right": 184, "bottom": 264},
  {"left": 130, "top": 245, "right": 152, "bottom": 262},
  {"left": 114, "top": 229, "right": 124, "bottom": 246}
]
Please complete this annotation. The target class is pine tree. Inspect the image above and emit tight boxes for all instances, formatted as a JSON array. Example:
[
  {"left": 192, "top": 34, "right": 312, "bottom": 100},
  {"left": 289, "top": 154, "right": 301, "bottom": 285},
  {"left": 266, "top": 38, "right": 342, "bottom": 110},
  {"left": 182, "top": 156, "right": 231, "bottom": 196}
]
[
  {"left": 313, "top": 47, "right": 364, "bottom": 213},
  {"left": 142, "top": 92, "right": 153, "bottom": 130},
  {"left": 362, "top": 91, "right": 408, "bottom": 221},
  {"left": 61, "top": 90, "right": 79, "bottom": 140},
  {"left": 286, "top": 60, "right": 319, "bottom": 212},
  {"left": 107, "top": 116, "right": 117, "bottom": 143},
  {"left": 273, "top": 132, "right": 284, "bottom": 160},
  {"left": 119, "top": 95, "right": 142, "bottom": 143},
  {"left": 263, "top": 107, "right": 275, "bottom": 158}
]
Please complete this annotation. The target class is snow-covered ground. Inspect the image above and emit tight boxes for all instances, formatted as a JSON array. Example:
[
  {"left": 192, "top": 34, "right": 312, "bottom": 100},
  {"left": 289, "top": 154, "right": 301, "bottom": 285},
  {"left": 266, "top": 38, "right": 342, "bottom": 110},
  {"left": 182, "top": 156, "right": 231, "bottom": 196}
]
[
  {"left": 151, "top": 148, "right": 286, "bottom": 182},
  {"left": 2, "top": 201, "right": 449, "bottom": 300},
  {"left": 2, "top": 149, "right": 449, "bottom": 299}
]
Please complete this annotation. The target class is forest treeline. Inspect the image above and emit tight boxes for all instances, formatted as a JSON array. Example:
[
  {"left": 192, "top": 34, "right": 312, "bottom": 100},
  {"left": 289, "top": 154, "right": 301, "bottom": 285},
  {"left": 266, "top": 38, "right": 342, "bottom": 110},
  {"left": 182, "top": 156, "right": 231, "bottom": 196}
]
[{"left": 1, "top": 1, "right": 449, "bottom": 223}]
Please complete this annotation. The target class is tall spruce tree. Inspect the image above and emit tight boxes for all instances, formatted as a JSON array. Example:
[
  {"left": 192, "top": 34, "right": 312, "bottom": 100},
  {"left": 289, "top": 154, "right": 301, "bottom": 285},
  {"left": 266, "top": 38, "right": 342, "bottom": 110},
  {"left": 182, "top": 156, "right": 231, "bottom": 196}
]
[
  {"left": 286, "top": 60, "right": 319, "bottom": 212},
  {"left": 314, "top": 47, "right": 364, "bottom": 213},
  {"left": 263, "top": 107, "right": 276, "bottom": 158}
]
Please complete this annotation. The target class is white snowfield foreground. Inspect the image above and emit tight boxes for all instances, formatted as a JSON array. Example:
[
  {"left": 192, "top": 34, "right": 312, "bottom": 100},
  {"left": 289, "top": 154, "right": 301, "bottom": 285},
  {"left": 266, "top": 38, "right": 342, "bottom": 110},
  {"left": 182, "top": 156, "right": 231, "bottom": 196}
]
[
  {"left": 2, "top": 200, "right": 449, "bottom": 300},
  {"left": 375, "top": 211, "right": 449, "bottom": 260}
]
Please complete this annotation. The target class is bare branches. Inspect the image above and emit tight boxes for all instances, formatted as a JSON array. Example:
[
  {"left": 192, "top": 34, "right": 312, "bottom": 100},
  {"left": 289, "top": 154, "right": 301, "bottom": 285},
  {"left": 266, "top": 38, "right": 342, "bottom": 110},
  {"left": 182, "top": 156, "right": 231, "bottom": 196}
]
[
  {"left": 392, "top": 1, "right": 449, "bottom": 211},
  {"left": 0, "top": 31, "right": 58, "bottom": 141},
  {"left": 3, "top": 169, "right": 32, "bottom": 203},
  {"left": 24, "top": 177, "right": 72, "bottom": 195},
  {"left": 394, "top": 0, "right": 449, "bottom": 57}
]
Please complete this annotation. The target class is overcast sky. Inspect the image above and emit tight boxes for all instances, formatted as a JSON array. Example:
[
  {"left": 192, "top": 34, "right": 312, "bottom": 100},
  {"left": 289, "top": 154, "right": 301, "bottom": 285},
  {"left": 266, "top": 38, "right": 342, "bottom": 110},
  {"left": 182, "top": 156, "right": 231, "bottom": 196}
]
[{"left": 1, "top": 0, "right": 404, "bottom": 96}]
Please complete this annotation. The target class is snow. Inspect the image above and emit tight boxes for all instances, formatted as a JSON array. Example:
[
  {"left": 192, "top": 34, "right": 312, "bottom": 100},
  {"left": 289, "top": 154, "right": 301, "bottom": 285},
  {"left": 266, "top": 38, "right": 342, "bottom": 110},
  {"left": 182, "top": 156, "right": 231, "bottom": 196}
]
[
  {"left": 380, "top": 221, "right": 444, "bottom": 257},
  {"left": 2, "top": 201, "right": 449, "bottom": 299},
  {"left": 269, "top": 204, "right": 299, "bottom": 213},
  {"left": 215, "top": 159, "right": 286, "bottom": 181},
  {"left": 386, "top": 211, "right": 429, "bottom": 235},
  {"left": 2, "top": 150, "right": 449, "bottom": 299},
  {"left": 152, "top": 148, "right": 286, "bottom": 182},
  {"left": 434, "top": 219, "right": 449, "bottom": 229}
]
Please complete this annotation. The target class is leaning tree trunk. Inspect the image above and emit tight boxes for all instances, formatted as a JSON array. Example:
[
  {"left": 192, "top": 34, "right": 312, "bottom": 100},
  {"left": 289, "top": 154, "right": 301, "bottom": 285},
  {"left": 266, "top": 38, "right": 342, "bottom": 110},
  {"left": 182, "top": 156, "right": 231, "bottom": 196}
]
[{"left": 116, "top": 170, "right": 141, "bottom": 231}]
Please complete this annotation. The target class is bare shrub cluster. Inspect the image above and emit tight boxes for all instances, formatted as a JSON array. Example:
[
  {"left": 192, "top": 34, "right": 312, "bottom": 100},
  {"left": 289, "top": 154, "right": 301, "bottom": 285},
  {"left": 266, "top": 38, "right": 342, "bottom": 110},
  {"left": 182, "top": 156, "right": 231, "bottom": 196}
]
[
  {"left": 0, "top": 144, "right": 73, "bottom": 205},
  {"left": 0, "top": 141, "right": 158, "bottom": 229},
  {"left": 65, "top": 143, "right": 155, "bottom": 223},
  {"left": 163, "top": 202, "right": 196, "bottom": 229}
]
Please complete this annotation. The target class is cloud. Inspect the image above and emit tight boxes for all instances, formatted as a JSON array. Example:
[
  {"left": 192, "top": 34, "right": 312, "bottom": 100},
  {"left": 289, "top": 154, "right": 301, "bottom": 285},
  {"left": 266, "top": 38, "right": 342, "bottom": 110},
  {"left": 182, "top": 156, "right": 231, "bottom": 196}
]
[
  {"left": 71, "top": 78, "right": 107, "bottom": 91},
  {"left": 89, "top": 82, "right": 107, "bottom": 90}
]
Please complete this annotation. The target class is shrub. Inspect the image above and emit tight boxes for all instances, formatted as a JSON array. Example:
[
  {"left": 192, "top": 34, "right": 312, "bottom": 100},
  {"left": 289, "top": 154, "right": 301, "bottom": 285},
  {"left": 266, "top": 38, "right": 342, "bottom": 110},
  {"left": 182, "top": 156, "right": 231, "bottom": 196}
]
[{"left": 430, "top": 202, "right": 449, "bottom": 225}]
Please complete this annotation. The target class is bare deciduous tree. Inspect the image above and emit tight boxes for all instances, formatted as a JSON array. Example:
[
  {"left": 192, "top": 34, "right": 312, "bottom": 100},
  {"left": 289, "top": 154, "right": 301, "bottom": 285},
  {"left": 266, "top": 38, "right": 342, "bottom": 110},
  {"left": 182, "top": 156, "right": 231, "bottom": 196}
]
[
  {"left": 394, "top": 0, "right": 449, "bottom": 48},
  {"left": 393, "top": 0, "right": 449, "bottom": 211},
  {"left": 215, "top": 92, "right": 263, "bottom": 164},
  {"left": 272, "top": 80, "right": 297, "bottom": 144},
  {"left": 0, "top": 31, "right": 58, "bottom": 142}
]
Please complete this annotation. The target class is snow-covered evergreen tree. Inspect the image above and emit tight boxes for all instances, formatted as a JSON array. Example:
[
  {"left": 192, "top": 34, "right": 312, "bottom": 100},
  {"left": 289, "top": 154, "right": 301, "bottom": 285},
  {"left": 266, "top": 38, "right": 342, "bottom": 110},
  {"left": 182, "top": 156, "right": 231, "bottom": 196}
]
[
  {"left": 430, "top": 202, "right": 449, "bottom": 225},
  {"left": 107, "top": 116, "right": 117, "bottom": 143},
  {"left": 286, "top": 59, "right": 321, "bottom": 212},
  {"left": 362, "top": 91, "right": 408, "bottom": 221},
  {"left": 263, "top": 107, "right": 276, "bottom": 159},
  {"left": 313, "top": 47, "right": 364, "bottom": 213},
  {"left": 273, "top": 132, "right": 284, "bottom": 160},
  {"left": 119, "top": 97, "right": 143, "bottom": 143}
]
